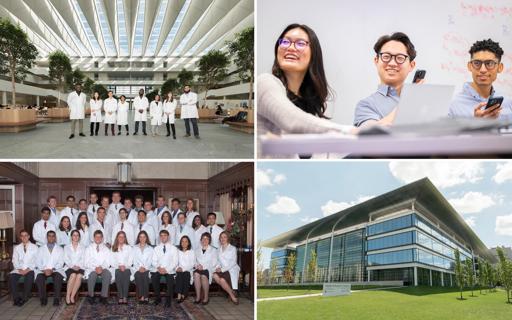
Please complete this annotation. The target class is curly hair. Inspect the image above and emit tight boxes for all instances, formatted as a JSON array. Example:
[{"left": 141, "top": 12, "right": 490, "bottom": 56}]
[{"left": 469, "top": 39, "right": 504, "bottom": 60}]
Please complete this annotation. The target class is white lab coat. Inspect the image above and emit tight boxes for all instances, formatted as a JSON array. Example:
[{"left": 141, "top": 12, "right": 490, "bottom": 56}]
[
  {"left": 58, "top": 207, "right": 79, "bottom": 228},
  {"left": 133, "top": 96, "right": 149, "bottom": 121},
  {"left": 207, "top": 224, "right": 224, "bottom": 249},
  {"left": 178, "top": 249, "right": 195, "bottom": 285},
  {"left": 185, "top": 211, "right": 200, "bottom": 228},
  {"left": 135, "top": 222, "right": 156, "bottom": 246},
  {"left": 162, "top": 100, "right": 177, "bottom": 123},
  {"left": 10, "top": 242, "right": 38, "bottom": 274},
  {"left": 77, "top": 227, "right": 91, "bottom": 246},
  {"left": 131, "top": 244, "right": 154, "bottom": 281},
  {"left": 32, "top": 219, "right": 56, "bottom": 246},
  {"left": 48, "top": 207, "right": 60, "bottom": 227},
  {"left": 155, "top": 206, "right": 169, "bottom": 221},
  {"left": 35, "top": 244, "right": 66, "bottom": 279},
  {"left": 150, "top": 101, "right": 163, "bottom": 125},
  {"left": 67, "top": 91, "right": 87, "bottom": 120},
  {"left": 192, "top": 225, "right": 208, "bottom": 250},
  {"left": 117, "top": 101, "right": 129, "bottom": 125},
  {"left": 89, "top": 99, "right": 103, "bottom": 122},
  {"left": 63, "top": 243, "right": 85, "bottom": 269},
  {"left": 87, "top": 204, "right": 100, "bottom": 224},
  {"left": 194, "top": 245, "right": 217, "bottom": 284},
  {"left": 103, "top": 98, "right": 118, "bottom": 124},
  {"left": 89, "top": 220, "right": 112, "bottom": 246},
  {"left": 111, "top": 221, "right": 136, "bottom": 246},
  {"left": 179, "top": 92, "right": 198, "bottom": 119},
  {"left": 151, "top": 242, "right": 178, "bottom": 274},
  {"left": 170, "top": 209, "right": 181, "bottom": 226},
  {"left": 110, "top": 244, "right": 133, "bottom": 281},
  {"left": 158, "top": 224, "right": 177, "bottom": 246},
  {"left": 83, "top": 243, "right": 112, "bottom": 280},
  {"left": 108, "top": 203, "right": 123, "bottom": 226},
  {"left": 128, "top": 208, "right": 143, "bottom": 226},
  {"left": 56, "top": 229, "right": 72, "bottom": 247},
  {"left": 174, "top": 224, "right": 194, "bottom": 247},
  {"left": 216, "top": 244, "right": 240, "bottom": 290},
  {"left": 146, "top": 210, "right": 160, "bottom": 231}
]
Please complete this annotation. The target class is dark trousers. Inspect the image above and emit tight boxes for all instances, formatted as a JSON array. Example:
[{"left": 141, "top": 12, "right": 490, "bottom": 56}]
[
  {"left": 104, "top": 123, "right": 115, "bottom": 135},
  {"left": 118, "top": 124, "right": 129, "bottom": 133},
  {"left": 134, "top": 121, "right": 147, "bottom": 134},
  {"left": 151, "top": 272, "right": 174, "bottom": 303},
  {"left": 175, "top": 271, "right": 190, "bottom": 295},
  {"left": 184, "top": 118, "right": 199, "bottom": 136},
  {"left": 36, "top": 272, "right": 63, "bottom": 301},
  {"left": 115, "top": 269, "right": 131, "bottom": 299},
  {"left": 90, "top": 122, "right": 100, "bottom": 135},
  {"left": 9, "top": 271, "right": 34, "bottom": 301},
  {"left": 134, "top": 271, "right": 150, "bottom": 298},
  {"left": 165, "top": 120, "right": 176, "bottom": 137}
]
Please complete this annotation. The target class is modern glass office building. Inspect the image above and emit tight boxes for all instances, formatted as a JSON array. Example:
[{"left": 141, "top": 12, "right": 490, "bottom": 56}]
[{"left": 263, "top": 178, "right": 496, "bottom": 286}]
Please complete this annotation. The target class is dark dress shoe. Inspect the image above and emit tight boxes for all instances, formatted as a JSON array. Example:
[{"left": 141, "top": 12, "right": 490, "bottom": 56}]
[
  {"left": 173, "top": 135, "right": 176, "bottom": 139},
  {"left": 143, "top": 132, "right": 147, "bottom": 136},
  {"left": 69, "top": 134, "right": 74, "bottom": 139},
  {"left": 193, "top": 299, "right": 201, "bottom": 304},
  {"left": 79, "top": 133, "right": 86, "bottom": 137},
  {"left": 117, "top": 132, "right": 121, "bottom": 135},
  {"left": 87, "top": 296, "right": 95, "bottom": 305},
  {"left": 53, "top": 298, "right": 60, "bottom": 306},
  {"left": 166, "top": 133, "right": 170, "bottom": 137},
  {"left": 133, "top": 132, "right": 138, "bottom": 135},
  {"left": 41, "top": 297, "right": 48, "bottom": 306},
  {"left": 201, "top": 300, "right": 209, "bottom": 305},
  {"left": 126, "top": 132, "right": 129, "bottom": 136},
  {"left": 184, "top": 134, "right": 191, "bottom": 137},
  {"left": 195, "top": 135, "right": 200, "bottom": 139}
]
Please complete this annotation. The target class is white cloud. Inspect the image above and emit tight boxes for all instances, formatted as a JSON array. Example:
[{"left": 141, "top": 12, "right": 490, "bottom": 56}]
[
  {"left": 464, "top": 216, "right": 476, "bottom": 228},
  {"left": 321, "top": 195, "right": 374, "bottom": 217},
  {"left": 257, "top": 169, "right": 286, "bottom": 189},
  {"left": 389, "top": 161, "right": 484, "bottom": 188},
  {"left": 495, "top": 214, "right": 512, "bottom": 236},
  {"left": 448, "top": 192, "right": 496, "bottom": 214},
  {"left": 266, "top": 195, "right": 300, "bottom": 215},
  {"left": 300, "top": 216, "right": 320, "bottom": 223},
  {"left": 493, "top": 163, "right": 512, "bottom": 184}
]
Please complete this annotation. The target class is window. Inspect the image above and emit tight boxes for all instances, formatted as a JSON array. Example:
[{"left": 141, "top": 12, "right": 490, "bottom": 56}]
[
  {"left": 94, "top": 73, "right": 99, "bottom": 80},
  {"left": 94, "top": 61, "right": 99, "bottom": 68},
  {"left": 164, "top": 61, "right": 168, "bottom": 68},
  {"left": 163, "top": 73, "right": 168, "bottom": 80},
  {"left": 367, "top": 231, "right": 413, "bottom": 251},
  {"left": 367, "top": 249, "right": 414, "bottom": 266},
  {"left": 158, "top": 0, "right": 192, "bottom": 56},
  {"left": 367, "top": 214, "right": 413, "bottom": 236}
]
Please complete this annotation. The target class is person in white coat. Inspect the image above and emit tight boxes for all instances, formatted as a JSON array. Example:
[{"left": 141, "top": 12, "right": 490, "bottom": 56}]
[
  {"left": 175, "top": 235, "right": 194, "bottom": 303},
  {"left": 179, "top": 85, "right": 200, "bottom": 138},
  {"left": 87, "top": 193, "right": 100, "bottom": 224},
  {"left": 132, "top": 230, "right": 154, "bottom": 304},
  {"left": 84, "top": 230, "right": 112, "bottom": 305},
  {"left": 151, "top": 230, "right": 179, "bottom": 308},
  {"left": 75, "top": 212, "right": 91, "bottom": 245},
  {"left": 111, "top": 208, "right": 136, "bottom": 246},
  {"left": 35, "top": 231, "right": 65, "bottom": 306},
  {"left": 193, "top": 232, "right": 217, "bottom": 305},
  {"left": 133, "top": 88, "right": 149, "bottom": 135},
  {"left": 174, "top": 212, "right": 193, "bottom": 247},
  {"left": 89, "top": 207, "right": 112, "bottom": 248},
  {"left": 135, "top": 210, "right": 157, "bottom": 246},
  {"left": 163, "top": 92, "right": 177, "bottom": 139},
  {"left": 170, "top": 198, "right": 182, "bottom": 226},
  {"left": 103, "top": 91, "right": 118, "bottom": 136},
  {"left": 111, "top": 231, "right": 133, "bottom": 304},
  {"left": 47, "top": 195, "right": 60, "bottom": 227},
  {"left": 117, "top": 95, "right": 130, "bottom": 135},
  {"left": 192, "top": 215, "right": 207, "bottom": 250},
  {"left": 64, "top": 230, "right": 85, "bottom": 305},
  {"left": 158, "top": 211, "right": 176, "bottom": 245},
  {"left": 56, "top": 216, "right": 72, "bottom": 247},
  {"left": 9, "top": 230, "right": 38, "bottom": 307},
  {"left": 59, "top": 195, "right": 79, "bottom": 227},
  {"left": 185, "top": 198, "right": 199, "bottom": 228},
  {"left": 150, "top": 94, "right": 163, "bottom": 137},
  {"left": 213, "top": 232, "right": 240, "bottom": 304},
  {"left": 154, "top": 195, "right": 169, "bottom": 221},
  {"left": 32, "top": 207, "right": 56, "bottom": 246},
  {"left": 89, "top": 91, "right": 102, "bottom": 136},
  {"left": 206, "top": 212, "right": 224, "bottom": 249},
  {"left": 129, "top": 195, "right": 145, "bottom": 226},
  {"left": 108, "top": 192, "right": 124, "bottom": 225},
  {"left": 67, "top": 83, "right": 87, "bottom": 139}
]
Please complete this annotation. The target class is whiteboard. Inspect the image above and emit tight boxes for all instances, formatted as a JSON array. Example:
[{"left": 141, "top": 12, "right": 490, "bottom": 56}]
[{"left": 256, "top": 0, "right": 512, "bottom": 125}]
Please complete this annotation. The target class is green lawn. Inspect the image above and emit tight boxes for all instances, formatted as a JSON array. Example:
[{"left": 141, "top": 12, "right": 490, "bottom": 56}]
[
  {"left": 257, "top": 287, "right": 512, "bottom": 320},
  {"left": 257, "top": 285, "right": 391, "bottom": 299}
]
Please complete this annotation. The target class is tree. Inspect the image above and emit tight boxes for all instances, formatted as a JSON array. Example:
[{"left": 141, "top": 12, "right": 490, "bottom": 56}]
[
  {"left": 256, "top": 242, "right": 264, "bottom": 285},
  {"left": 177, "top": 68, "right": 194, "bottom": 88},
  {"left": 497, "top": 247, "right": 512, "bottom": 304},
  {"left": 161, "top": 78, "right": 179, "bottom": 97},
  {"left": 227, "top": 27, "right": 254, "bottom": 108},
  {"left": 66, "top": 67, "right": 85, "bottom": 90},
  {"left": 83, "top": 77, "right": 95, "bottom": 96},
  {"left": 454, "top": 249, "right": 466, "bottom": 300},
  {"left": 196, "top": 50, "right": 229, "bottom": 104},
  {"left": 269, "top": 260, "right": 278, "bottom": 285},
  {"left": 284, "top": 252, "right": 297, "bottom": 286},
  {"left": 465, "top": 258, "right": 476, "bottom": 297},
  {"left": 478, "top": 258, "right": 487, "bottom": 295},
  {"left": 146, "top": 89, "right": 159, "bottom": 102},
  {"left": 48, "top": 50, "right": 72, "bottom": 108},
  {"left": 0, "top": 18, "right": 38, "bottom": 106},
  {"left": 91, "top": 84, "right": 108, "bottom": 100},
  {"left": 307, "top": 249, "right": 317, "bottom": 283}
]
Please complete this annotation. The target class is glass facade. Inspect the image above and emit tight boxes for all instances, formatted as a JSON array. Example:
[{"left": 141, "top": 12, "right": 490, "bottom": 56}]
[
  {"left": 369, "top": 267, "right": 414, "bottom": 285},
  {"left": 368, "top": 249, "right": 414, "bottom": 266},
  {"left": 367, "top": 214, "right": 413, "bottom": 236},
  {"left": 367, "top": 231, "right": 413, "bottom": 251}
]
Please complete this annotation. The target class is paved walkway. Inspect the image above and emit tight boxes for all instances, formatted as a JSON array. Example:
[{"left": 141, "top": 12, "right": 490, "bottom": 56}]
[{"left": 0, "top": 112, "right": 253, "bottom": 159}]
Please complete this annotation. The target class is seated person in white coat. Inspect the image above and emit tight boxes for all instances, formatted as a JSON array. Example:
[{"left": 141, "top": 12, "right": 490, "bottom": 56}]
[
  {"left": 64, "top": 230, "right": 85, "bottom": 305},
  {"left": 132, "top": 230, "right": 154, "bottom": 304},
  {"left": 89, "top": 91, "right": 102, "bottom": 136},
  {"left": 111, "top": 231, "right": 133, "bottom": 304},
  {"left": 111, "top": 208, "right": 136, "bottom": 246},
  {"left": 67, "top": 83, "right": 87, "bottom": 139},
  {"left": 192, "top": 215, "right": 207, "bottom": 250},
  {"left": 35, "top": 230, "right": 65, "bottom": 306},
  {"left": 103, "top": 91, "right": 118, "bottom": 136},
  {"left": 151, "top": 230, "right": 179, "bottom": 308},
  {"left": 75, "top": 212, "right": 91, "bottom": 246},
  {"left": 180, "top": 85, "right": 200, "bottom": 138},
  {"left": 89, "top": 207, "right": 112, "bottom": 248},
  {"left": 87, "top": 193, "right": 100, "bottom": 224},
  {"left": 175, "top": 212, "right": 194, "bottom": 247},
  {"left": 33, "top": 207, "right": 56, "bottom": 246},
  {"left": 136, "top": 209, "right": 157, "bottom": 246},
  {"left": 175, "top": 235, "right": 194, "bottom": 303},
  {"left": 56, "top": 216, "right": 72, "bottom": 247},
  {"left": 9, "top": 229, "right": 38, "bottom": 307},
  {"left": 184, "top": 198, "right": 199, "bottom": 228},
  {"left": 206, "top": 212, "right": 224, "bottom": 249},
  {"left": 213, "top": 232, "right": 240, "bottom": 305},
  {"left": 159, "top": 211, "right": 176, "bottom": 245},
  {"left": 117, "top": 95, "right": 130, "bottom": 135},
  {"left": 133, "top": 88, "right": 149, "bottom": 135},
  {"left": 84, "top": 230, "right": 112, "bottom": 305},
  {"left": 163, "top": 92, "right": 177, "bottom": 139},
  {"left": 59, "top": 195, "right": 79, "bottom": 227},
  {"left": 150, "top": 94, "right": 163, "bottom": 137},
  {"left": 193, "top": 232, "right": 217, "bottom": 305}
]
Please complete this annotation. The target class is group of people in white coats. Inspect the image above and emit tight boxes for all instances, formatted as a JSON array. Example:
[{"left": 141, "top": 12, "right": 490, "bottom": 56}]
[
  {"left": 66, "top": 84, "right": 200, "bottom": 139},
  {"left": 9, "top": 193, "right": 239, "bottom": 308}
]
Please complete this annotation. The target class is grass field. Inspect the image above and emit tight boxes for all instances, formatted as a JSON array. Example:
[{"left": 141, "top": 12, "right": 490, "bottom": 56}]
[
  {"left": 257, "top": 284, "right": 391, "bottom": 299},
  {"left": 257, "top": 286, "right": 512, "bottom": 320}
]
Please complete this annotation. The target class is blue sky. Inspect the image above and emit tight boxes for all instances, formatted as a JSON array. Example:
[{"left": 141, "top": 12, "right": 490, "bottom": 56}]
[{"left": 257, "top": 161, "right": 512, "bottom": 269}]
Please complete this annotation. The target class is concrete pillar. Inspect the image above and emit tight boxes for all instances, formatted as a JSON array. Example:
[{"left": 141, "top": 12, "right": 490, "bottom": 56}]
[
  {"left": 368, "top": 270, "right": 371, "bottom": 282},
  {"left": 414, "top": 266, "right": 418, "bottom": 286},
  {"left": 2, "top": 91, "right": 6, "bottom": 105},
  {"left": 36, "top": 95, "right": 40, "bottom": 106},
  {"left": 441, "top": 272, "right": 444, "bottom": 287},
  {"left": 429, "top": 269, "right": 432, "bottom": 286}
]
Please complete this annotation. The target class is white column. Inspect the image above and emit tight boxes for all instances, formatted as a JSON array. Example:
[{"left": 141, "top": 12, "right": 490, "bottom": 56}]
[
  {"left": 441, "top": 272, "right": 444, "bottom": 287},
  {"left": 36, "top": 95, "right": 40, "bottom": 106},
  {"left": 414, "top": 266, "right": 418, "bottom": 286},
  {"left": 2, "top": 91, "right": 6, "bottom": 105},
  {"left": 429, "top": 269, "right": 432, "bottom": 286},
  {"left": 368, "top": 270, "right": 371, "bottom": 282}
]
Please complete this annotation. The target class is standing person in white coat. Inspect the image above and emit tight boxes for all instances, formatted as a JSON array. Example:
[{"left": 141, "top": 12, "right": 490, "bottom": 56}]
[
  {"left": 133, "top": 88, "right": 149, "bottom": 135},
  {"left": 163, "top": 92, "right": 177, "bottom": 139},
  {"left": 35, "top": 231, "right": 65, "bottom": 306},
  {"left": 9, "top": 230, "right": 38, "bottom": 307},
  {"left": 59, "top": 195, "right": 79, "bottom": 227},
  {"left": 64, "top": 230, "right": 85, "bottom": 305},
  {"left": 213, "top": 232, "right": 240, "bottom": 304},
  {"left": 117, "top": 95, "right": 130, "bottom": 135},
  {"left": 135, "top": 210, "right": 156, "bottom": 246},
  {"left": 111, "top": 208, "right": 136, "bottom": 246},
  {"left": 170, "top": 198, "right": 182, "bottom": 226},
  {"left": 67, "top": 83, "right": 87, "bottom": 139},
  {"left": 151, "top": 230, "right": 179, "bottom": 308},
  {"left": 89, "top": 91, "right": 102, "bottom": 136},
  {"left": 179, "top": 85, "right": 200, "bottom": 138},
  {"left": 192, "top": 215, "right": 207, "bottom": 250},
  {"left": 193, "top": 232, "right": 217, "bottom": 305},
  {"left": 174, "top": 212, "right": 193, "bottom": 247},
  {"left": 32, "top": 207, "right": 56, "bottom": 246},
  {"left": 150, "top": 94, "right": 163, "bottom": 137},
  {"left": 75, "top": 212, "right": 91, "bottom": 245},
  {"left": 84, "top": 230, "right": 112, "bottom": 305},
  {"left": 185, "top": 198, "right": 199, "bottom": 228},
  {"left": 175, "top": 235, "right": 194, "bottom": 303},
  {"left": 155, "top": 195, "right": 169, "bottom": 221},
  {"left": 132, "top": 230, "right": 154, "bottom": 304},
  {"left": 87, "top": 193, "right": 100, "bottom": 224},
  {"left": 56, "top": 216, "right": 72, "bottom": 247},
  {"left": 111, "top": 231, "right": 133, "bottom": 304},
  {"left": 206, "top": 212, "right": 224, "bottom": 249},
  {"left": 103, "top": 91, "right": 117, "bottom": 136},
  {"left": 47, "top": 195, "right": 60, "bottom": 227}
]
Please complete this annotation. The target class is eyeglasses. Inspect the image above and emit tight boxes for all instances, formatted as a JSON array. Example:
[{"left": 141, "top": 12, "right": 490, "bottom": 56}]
[
  {"left": 278, "top": 38, "right": 310, "bottom": 51},
  {"left": 470, "top": 60, "right": 499, "bottom": 70},
  {"left": 378, "top": 52, "right": 409, "bottom": 64}
]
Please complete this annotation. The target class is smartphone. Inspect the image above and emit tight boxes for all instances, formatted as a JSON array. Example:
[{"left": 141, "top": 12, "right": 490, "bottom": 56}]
[
  {"left": 412, "top": 70, "right": 426, "bottom": 83},
  {"left": 485, "top": 96, "right": 504, "bottom": 110}
]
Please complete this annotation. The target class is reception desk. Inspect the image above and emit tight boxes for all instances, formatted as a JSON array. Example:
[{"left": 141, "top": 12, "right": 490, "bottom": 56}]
[
  {"left": 0, "top": 109, "right": 38, "bottom": 132},
  {"left": 47, "top": 108, "right": 70, "bottom": 122}
]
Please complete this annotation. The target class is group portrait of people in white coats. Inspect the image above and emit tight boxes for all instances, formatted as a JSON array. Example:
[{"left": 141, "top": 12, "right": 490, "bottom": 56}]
[{"left": 9, "top": 192, "right": 240, "bottom": 308}]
